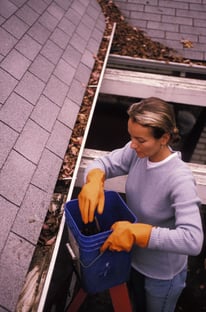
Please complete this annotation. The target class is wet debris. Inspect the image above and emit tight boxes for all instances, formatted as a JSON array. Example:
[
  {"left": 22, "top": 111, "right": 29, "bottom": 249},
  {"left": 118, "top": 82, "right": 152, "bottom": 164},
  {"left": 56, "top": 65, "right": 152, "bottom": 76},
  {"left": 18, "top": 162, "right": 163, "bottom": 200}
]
[
  {"left": 16, "top": 193, "right": 67, "bottom": 311},
  {"left": 16, "top": 266, "right": 40, "bottom": 312},
  {"left": 38, "top": 193, "right": 66, "bottom": 247}
]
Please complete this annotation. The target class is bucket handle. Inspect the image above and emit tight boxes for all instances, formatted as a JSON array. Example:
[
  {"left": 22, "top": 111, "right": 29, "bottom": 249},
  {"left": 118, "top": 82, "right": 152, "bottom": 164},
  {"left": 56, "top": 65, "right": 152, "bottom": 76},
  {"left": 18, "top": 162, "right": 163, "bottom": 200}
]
[
  {"left": 66, "top": 243, "right": 105, "bottom": 269},
  {"left": 66, "top": 243, "right": 77, "bottom": 260},
  {"left": 80, "top": 251, "right": 105, "bottom": 269}
]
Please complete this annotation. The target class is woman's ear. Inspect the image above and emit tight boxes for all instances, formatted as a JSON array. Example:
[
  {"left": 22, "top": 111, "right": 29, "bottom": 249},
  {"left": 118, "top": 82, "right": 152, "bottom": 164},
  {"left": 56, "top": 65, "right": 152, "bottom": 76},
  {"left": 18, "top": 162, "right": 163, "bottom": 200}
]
[{"left": 161, "top": 133, "right": 170, "bottom": 145}]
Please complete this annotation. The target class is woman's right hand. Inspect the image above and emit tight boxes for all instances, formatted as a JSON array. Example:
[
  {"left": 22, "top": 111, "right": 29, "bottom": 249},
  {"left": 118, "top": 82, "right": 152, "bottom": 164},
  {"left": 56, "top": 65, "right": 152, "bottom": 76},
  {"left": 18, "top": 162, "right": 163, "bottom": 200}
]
[{"left": 78, "top": 169, "right": 105, "bottom": 224}]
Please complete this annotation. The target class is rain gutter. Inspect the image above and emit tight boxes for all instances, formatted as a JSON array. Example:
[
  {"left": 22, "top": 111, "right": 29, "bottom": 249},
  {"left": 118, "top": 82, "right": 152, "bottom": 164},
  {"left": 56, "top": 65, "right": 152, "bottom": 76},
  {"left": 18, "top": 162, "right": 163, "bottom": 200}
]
[
  {"left": 108, "top": 54, "right": 206, "bottom": 78},
  {"left": 37, "top": 22, "right": 117, "bottom": 312}
]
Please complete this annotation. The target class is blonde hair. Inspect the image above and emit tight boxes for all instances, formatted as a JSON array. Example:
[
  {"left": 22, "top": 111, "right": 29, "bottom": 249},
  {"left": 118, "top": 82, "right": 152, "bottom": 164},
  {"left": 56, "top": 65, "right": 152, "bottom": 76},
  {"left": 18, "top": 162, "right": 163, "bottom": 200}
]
[{"left": 127, "top": 97, "right": 180, "bottom": 145}]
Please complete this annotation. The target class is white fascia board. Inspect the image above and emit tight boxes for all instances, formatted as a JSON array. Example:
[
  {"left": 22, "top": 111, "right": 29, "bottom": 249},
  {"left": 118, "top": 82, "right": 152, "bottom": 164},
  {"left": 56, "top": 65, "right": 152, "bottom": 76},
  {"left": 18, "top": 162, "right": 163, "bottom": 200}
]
[{"left": 100, "top": 68, "right": 206, "bottom": 107}]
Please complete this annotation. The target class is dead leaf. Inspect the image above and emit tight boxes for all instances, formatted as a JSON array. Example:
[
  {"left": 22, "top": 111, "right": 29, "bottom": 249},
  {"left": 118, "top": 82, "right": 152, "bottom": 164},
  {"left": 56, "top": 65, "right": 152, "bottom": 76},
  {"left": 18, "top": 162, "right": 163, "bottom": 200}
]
[{"left": 181, "top": 39, "right": 193, "bottom": 48}]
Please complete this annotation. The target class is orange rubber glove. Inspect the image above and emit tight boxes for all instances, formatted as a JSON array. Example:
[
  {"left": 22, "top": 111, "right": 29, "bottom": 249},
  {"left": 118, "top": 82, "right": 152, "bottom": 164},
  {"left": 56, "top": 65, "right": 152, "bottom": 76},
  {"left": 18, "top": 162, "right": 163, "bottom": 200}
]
[
  {"left": 78, "top": 169, "right": 105, "bottom": 224},
  {"left": 100, "top": 221, "right": 152, "bottom": 252}
]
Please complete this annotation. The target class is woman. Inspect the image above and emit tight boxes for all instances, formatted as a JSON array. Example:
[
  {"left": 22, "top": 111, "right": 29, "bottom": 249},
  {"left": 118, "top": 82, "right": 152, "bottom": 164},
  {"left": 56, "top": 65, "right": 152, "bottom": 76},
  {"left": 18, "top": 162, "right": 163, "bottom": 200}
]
[{"left": 78, "top": 97, "right": 203, "bottom": 312}]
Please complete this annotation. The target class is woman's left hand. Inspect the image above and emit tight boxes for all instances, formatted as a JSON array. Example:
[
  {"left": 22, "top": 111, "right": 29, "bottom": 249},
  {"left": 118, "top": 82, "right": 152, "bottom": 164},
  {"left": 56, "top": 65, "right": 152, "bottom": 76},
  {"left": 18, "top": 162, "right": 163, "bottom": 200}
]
[{"left": 100, "top": 221, "right": 152, "bottom": 252}]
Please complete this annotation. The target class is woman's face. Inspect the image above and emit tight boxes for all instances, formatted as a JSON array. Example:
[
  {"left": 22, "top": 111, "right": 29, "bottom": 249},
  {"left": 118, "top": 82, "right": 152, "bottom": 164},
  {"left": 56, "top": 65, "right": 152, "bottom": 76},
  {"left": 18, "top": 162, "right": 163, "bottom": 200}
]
[{"left": 128, "top": 118, "right": 169, "bottom": 162}]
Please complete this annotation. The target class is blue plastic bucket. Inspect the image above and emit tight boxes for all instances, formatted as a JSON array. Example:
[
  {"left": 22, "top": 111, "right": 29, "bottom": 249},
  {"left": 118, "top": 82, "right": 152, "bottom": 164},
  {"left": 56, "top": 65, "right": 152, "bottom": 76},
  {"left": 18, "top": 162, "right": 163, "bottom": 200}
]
[{"left": 65, "top": 191, "right": 137, "bottom": 293}]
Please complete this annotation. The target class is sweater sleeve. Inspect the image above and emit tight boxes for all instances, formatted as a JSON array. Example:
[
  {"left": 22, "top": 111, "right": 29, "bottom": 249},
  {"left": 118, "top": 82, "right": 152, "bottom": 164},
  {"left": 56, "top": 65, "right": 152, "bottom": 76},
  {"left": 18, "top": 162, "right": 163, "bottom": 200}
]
[
  {"left": 148, "top": 166, "right": 204, "bottom": 256},
  {"left": 84, "top": 142, "right": 135, "bottom": 181}
]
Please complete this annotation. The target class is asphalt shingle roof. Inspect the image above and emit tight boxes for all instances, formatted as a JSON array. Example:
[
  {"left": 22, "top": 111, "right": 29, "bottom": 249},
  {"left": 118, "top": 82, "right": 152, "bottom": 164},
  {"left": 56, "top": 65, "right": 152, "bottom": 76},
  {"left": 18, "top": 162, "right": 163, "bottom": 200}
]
[{"left": 0, "top": 0, "right": 105, "bottom": 310}]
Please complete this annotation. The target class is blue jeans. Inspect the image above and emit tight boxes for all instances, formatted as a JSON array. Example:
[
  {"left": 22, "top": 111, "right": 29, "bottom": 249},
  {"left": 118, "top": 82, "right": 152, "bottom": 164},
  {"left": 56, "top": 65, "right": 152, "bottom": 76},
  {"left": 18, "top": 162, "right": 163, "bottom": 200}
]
[{"left": 128, "top": 267, "right": 187, "bottom": 312}]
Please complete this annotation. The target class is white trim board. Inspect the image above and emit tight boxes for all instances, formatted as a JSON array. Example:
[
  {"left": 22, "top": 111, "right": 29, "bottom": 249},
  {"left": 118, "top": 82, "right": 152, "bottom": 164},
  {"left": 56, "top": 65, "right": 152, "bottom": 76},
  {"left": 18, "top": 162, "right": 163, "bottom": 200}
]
[{"left": 100, "top": 68, "right": 206, "bottom": 107}]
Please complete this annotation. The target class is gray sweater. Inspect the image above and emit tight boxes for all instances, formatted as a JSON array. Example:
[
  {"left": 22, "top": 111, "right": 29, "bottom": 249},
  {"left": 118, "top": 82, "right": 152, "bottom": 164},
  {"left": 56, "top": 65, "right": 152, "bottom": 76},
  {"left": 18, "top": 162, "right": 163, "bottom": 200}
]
[{"left": 85, "top": 142, "right": 203, "bottom": 279}]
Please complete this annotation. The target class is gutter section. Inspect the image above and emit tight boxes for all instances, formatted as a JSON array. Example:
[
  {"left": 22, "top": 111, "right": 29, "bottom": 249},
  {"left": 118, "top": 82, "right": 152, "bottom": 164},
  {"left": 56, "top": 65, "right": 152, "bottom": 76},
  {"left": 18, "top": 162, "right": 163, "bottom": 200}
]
[{"left": 37, "top": 22, "right": 117, "bottom": 312}]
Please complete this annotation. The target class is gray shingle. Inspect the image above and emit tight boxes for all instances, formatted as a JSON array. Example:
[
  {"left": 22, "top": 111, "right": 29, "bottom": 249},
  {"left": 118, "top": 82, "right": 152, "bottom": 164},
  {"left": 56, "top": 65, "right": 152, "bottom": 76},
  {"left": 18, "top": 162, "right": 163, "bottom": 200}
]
[
  {"left": 0, "top": 28, "right": 17, "bottom": 56},
  {"left": 81, "top": 13, "right": 96, "bottom": 30},
  {"left": 131, "top": 10, "right": 161, "bottom": 21},
  {"left": 0, "top": 122, "right": 18, "bottom": 169},
  {"left": 71, "top": 1, "right": 87, "bottom": 16},
  {"left": 81, "top": 48, "right": 95, "bottom": 69},
  {"left": 87, "top": 3, "right": 100, "bottom": 20},
  {"left": 58, "top": 97, "right": 80, "bottom": 128},
  {"left": 31, "top": 95, "right": 59, "bottom": 131},
  {"left": 162, "top": 14, "right": 193, "bottom": 25},
  {"left": 58, "top": 16, "right": 75, "bottom": 36},
  {"left": 146, "top": 28, "right": 165, "bottom": 39},
  {"left": 12, "top": 184, "right": 51, "bottom": 244},
  {"left": 0, "top": 196, "right": 18, "bottom": 253},
  {"left": 39, "top": 11, "right": 59, "bottom": 31},
  {"left": 92, "top": 27, "right": 105, "bottom": 43},
  {"left": 0, "top": 231, "right": 35, "bottom": 310},
  {"left": 70, "top": 32, "right": 87, "bottom": 53},
  {"left": 180, "top": 24, "right": 205, "bottom": 35},
  {"left": 79, "top": 0, "right": 90, "bottom": 5},
  {"left": 76, "top": 21, "right": 92, "bottom": 41},
  {"left": 43, "top": 75, "right": 68, "bottom": 106},
  {"left": 194, "top": 18, "right": 206, "bottom": 27},
  {"left": 9, "top": 0, "right": 28, "bottom": 8},
  {"left": 199, "top": 35, "right": 206, "bottom": 44},
  {"left": 182, "top": 49, "right": 204, "bottom": 60},
  {"left": 16, "top": 4, "right": 39, "bottom": 26},
  {"left": 65, "top": 8, "right": 81, "bottom": 25},
  {"left": 54, "top": 58, "right": 75, "bottom": 86},
  {"left": 158, "top": 0, "right": 188, "bottom": 9},
  {"left": 40, "top": 39, "right": 63, "bottom": 65},
  {"left": 0, "top": 49, "right": 31, "bottom": 79},
  {"left": 0, "top": 261, "right": 29, "bottom": 311},
  {"left": 27, "top": 0, "right": 48, "bottom": 14},
  {"left": 29, "top": 54, "right": 55, "bottom": 83},
  {"left": 95, "top": 15, "right": 105, "bottom": 31},
  {"left": 67, "top": 78, "right": 85, "bottom": 105},
  {"left": 50, "top": 27, "right": 71, "bottom": 49},
  {"left": 86, "top": 36, "right": 100, "bottom": 55},
  {"left": 15, "top": 72, "right": 45, "bottom": 105},
  {"left": 62, "top": 44, "right": 82, "bottom": 68},
  {"left": 15, "top": 34, "right": 42, "bottom": 61},
  {"left": 75, "top": 62, "right": 91, "bottom": 85},
  {"left": 165, "top": 31, "right": 197, "bottom": 42},
  {"left": 0, "top": 0, "right": 18, "bottom": 19},
  {"left": 0, "top": 93, "right": 33, "bottom": 132},
  {"left": 1, "top": 232, "right": 34, "bottom": 269},
  {"left": 54, "top": 0, "right": 72, "bottom": 11},
  {"left": 176, "top": 8, "right": 206, "bottom": 19},
  {"left": 0, "top": 16, "right": 6, "bottom": 25},
  {"left": 89, "top": 0, "right": 101, "bottom": 11},
  {"left": 2, "top": 15, "right": 29, "bottom": 39},
  {"left": 146, "top": 5, "right": 175, "bottom": 15},
  {"left": 31, "top": 148, "right": 63, "bottom": 192},
  {"left": 47, "top": 2, "right": 65, "bottom": 20},
  {"left": 0, "top": 150, "right": 36, "bottom": 205},
  {"left": 46, "top": 120, "right": 72, "bottom": 158},
  {"left": 0, "top": 68, "right": 18, "bottom": 103},
  {"left": 14, "top": 119, "right": 49, "bottom": 164},
  {"left": 28, "top": 21, "right": 51, "bottom": 44},
  {"left": 147, "top": 21, "right": 179, "bottom": 32}
]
